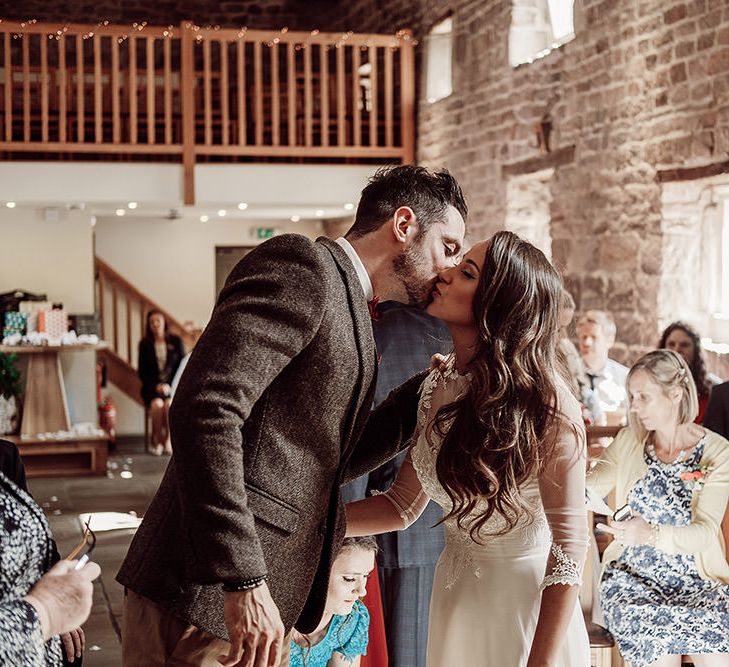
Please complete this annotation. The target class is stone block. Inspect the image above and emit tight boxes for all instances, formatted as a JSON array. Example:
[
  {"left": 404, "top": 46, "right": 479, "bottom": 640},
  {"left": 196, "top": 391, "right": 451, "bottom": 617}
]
[
  {"left": 664, "top": 4, "right": 688, "bottom": 25},
  {"left": 670, "top": 62, "right": 688, "bottom": 83}
]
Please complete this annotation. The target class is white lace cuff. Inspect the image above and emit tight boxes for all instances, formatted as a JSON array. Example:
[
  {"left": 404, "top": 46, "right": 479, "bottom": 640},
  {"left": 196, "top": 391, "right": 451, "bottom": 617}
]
[
  {"left": 371, "top": 488, "right": 425, "bottom": 529},
  {"left": 539, "top": 543, "right": 582, "bottom": 590}
]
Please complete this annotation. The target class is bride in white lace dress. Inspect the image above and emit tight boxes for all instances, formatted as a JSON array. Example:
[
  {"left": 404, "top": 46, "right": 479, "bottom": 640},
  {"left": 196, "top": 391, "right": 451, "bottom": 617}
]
[{"left": 346, "top": 231, "right": 590, "bottom": 666}]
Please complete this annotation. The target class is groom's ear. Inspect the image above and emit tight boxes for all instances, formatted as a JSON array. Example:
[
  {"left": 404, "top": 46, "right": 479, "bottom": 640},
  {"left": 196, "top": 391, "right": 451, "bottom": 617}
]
[{"left": 391, "top": 206, "right": 417, "bottom": 244}]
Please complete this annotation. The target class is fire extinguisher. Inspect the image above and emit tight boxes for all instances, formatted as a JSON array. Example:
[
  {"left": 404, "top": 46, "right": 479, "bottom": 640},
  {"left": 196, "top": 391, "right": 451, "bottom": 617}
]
[
  {"left": 99, "top": 396, "right": 117, "bottom": 443},
  {"left": 96, "top": 361, "right": 117, "bottom": 442}
]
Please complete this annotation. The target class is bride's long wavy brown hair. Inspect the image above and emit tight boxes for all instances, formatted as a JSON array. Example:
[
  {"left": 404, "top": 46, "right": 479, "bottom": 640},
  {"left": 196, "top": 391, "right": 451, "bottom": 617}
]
[{"left": 433, "top": 230, "right": 563, "bottom": 542}]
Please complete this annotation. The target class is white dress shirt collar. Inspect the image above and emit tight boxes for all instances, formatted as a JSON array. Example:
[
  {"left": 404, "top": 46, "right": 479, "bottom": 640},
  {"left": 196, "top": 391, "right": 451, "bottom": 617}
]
[{"left": 335, "top": 237, "right": 374, "bottom": 301}]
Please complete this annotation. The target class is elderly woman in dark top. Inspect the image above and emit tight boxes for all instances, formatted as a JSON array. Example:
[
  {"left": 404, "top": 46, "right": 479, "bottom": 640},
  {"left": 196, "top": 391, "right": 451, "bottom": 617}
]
[
  {"left": 0, "top": 465, "right": 100, "bottom": 665},
  {"left": 138, "top": 310, "right": 185, "bottom": 455}
]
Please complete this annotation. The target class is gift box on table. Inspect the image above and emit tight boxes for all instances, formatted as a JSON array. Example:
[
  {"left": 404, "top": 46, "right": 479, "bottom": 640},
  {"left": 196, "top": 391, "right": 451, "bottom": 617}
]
[
  {"left": 3, "top": 311, "right": 27, "bottom": 336},
  {"left": 38, "top": 309, "right": 68, "bottom": 338},
  {"left": 19, "top": 301, "right": 53, "bottom": 333}
]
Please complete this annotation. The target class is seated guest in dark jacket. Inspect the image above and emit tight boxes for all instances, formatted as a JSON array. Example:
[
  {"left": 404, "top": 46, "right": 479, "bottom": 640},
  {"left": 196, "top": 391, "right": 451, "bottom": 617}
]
[{"left": 138, "top": 310, "right": 185, "bottom": 456}]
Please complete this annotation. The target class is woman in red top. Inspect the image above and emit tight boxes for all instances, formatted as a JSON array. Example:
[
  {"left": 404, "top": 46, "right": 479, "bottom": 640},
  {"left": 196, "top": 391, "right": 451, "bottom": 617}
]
[{"left": 658, "top": 321, "right": 719, "bottom": 423}]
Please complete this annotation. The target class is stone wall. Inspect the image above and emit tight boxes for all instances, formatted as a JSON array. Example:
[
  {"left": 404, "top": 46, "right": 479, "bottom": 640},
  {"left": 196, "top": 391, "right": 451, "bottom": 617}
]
[{"left": 319, "top": 0, "right": 729, "bottom": 363}]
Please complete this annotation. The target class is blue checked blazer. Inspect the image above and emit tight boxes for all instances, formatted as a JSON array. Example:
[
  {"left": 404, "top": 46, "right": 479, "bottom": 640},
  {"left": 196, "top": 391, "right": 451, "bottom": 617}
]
[{"left": 342, "top": 301, "right": 449, "bottom": 568}]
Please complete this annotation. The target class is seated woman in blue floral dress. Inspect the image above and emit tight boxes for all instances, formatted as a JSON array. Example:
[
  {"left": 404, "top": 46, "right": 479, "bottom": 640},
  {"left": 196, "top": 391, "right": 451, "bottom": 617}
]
[
  {"left": 587, "top": 349, "right": 729, "bottom": 667},
  {"left": 290, "top": 536, "right": 375, "bottom": 667}
]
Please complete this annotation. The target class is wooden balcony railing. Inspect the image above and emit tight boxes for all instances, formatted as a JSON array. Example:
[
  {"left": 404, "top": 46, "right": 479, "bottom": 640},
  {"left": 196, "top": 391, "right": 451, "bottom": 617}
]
[{"left": 0, "top": 21, "right": 416, "bottom": 203}]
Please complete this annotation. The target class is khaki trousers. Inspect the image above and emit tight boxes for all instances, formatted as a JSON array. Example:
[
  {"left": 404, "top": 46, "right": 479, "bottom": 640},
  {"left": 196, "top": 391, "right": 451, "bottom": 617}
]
[{"left": 122, "top": 589, "right": 291, "bottom": 667}]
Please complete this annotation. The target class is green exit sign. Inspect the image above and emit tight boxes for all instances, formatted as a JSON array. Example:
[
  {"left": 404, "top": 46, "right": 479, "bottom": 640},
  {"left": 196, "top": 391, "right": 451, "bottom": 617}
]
[{"left": 256, "top": 228, "right": 276, "bottom": 239}]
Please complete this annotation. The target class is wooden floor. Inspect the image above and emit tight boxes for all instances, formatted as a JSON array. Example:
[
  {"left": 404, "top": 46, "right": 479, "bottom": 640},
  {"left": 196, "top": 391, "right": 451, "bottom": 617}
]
[{"left": 28, "top": 440, "right": 168, "bottom": 667}]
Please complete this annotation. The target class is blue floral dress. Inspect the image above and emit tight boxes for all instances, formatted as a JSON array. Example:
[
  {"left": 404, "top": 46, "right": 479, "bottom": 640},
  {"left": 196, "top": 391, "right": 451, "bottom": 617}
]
[
  {"left": 290, "top": 599, "right": 369, "bottom": 667},
  {"left": 600, "top": 439, "right": 729, "bottom": 665}
]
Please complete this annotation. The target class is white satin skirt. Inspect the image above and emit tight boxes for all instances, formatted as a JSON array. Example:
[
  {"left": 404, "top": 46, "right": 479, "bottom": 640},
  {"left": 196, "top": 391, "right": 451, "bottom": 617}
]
[{"left": 426, "top": 539, "right": 590, "bottom": 667}]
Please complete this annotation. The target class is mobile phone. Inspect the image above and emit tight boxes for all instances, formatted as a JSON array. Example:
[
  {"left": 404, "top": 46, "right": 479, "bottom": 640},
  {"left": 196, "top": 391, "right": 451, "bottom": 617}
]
[{"left": 613, "top": 504, "right": 633, "bottom": 522}]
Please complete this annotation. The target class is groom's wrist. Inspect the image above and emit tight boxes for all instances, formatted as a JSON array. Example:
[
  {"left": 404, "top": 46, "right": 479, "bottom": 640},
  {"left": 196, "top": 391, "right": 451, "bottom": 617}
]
[{"left": 221, "top": 574, "right": 268, "bottom": 592}]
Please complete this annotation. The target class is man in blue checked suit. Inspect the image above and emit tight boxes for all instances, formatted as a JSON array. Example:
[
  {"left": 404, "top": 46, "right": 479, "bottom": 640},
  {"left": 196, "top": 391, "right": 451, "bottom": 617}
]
[{"left": 342, "top": 300, "right": 450, "bottom": 667}]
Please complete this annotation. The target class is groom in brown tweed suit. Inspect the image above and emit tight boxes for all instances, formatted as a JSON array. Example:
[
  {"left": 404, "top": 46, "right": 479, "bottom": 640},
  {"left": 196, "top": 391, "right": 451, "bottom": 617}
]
[{"left": 117, "top": 165, "right": 467, "bottom": 666}]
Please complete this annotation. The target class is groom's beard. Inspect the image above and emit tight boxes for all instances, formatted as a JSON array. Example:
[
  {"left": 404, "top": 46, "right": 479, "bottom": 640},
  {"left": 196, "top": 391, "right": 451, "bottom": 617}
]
[{"left": 393, "top": 243, "right": 434, "bottom": 309}]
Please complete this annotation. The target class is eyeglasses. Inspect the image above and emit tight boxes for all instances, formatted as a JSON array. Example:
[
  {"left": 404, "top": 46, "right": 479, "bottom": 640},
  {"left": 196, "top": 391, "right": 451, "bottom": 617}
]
[{"left": 65, "top": 520, "right": 96, "bottom": 570}]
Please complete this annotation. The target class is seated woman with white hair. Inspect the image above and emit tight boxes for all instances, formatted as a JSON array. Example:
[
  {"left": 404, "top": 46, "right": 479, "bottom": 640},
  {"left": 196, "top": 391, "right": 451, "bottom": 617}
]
[{"left": 587, "top": 349, "right": 729, "bottom": 666}]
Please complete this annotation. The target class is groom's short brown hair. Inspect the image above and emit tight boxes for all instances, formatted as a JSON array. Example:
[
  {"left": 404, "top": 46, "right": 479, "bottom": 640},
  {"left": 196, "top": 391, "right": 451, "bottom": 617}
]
[{"left": 347, "top": 165, "right": 467, "bottom": 240}]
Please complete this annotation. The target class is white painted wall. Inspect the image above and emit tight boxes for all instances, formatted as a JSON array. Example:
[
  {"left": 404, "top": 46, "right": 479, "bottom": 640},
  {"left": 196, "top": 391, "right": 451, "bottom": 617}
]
[
  {"left": 94, "top": 216, "right": 324, "bottom": 326},
  {"left": 0, "top": 208, "right": 97, "bottom": 424}
]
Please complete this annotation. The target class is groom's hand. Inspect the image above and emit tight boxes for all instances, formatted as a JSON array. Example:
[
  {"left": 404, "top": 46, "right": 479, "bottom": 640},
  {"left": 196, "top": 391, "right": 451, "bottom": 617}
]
[{"left": 218, "top": 583, "right": 284, "bottom": 667}]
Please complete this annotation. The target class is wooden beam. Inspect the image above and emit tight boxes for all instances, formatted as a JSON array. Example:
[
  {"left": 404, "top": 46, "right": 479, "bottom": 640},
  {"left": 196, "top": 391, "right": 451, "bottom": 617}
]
[
  {"left": 657, "top": 159, "right": 729, "bottom": 183},
  {"left": 501, "top": 145, "right": 576, "bottom": 177}
]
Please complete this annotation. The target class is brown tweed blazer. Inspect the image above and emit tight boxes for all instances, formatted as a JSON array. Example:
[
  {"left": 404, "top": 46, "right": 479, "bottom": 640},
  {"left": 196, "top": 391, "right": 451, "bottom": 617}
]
[{"left": 116, "top": 234, "right": 422, "bottom": 638}]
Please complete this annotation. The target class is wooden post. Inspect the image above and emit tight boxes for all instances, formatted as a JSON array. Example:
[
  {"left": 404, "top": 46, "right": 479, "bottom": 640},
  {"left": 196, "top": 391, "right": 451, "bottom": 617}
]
[
  {"left": 320, "top": 45, "right": 329, "bottom": 147},
  {"left": 271, "top": 42, "right": 280, "bottom": 146},
  {"left": 180, "top": 22, "right": 196, "bottom": 205},
  {"left": 369, "top": 45, "right": 378, "bottom": 147},
  {"left": 111, "top": 37, "right": 120, "bottom": 143},
  {"left": 352, "top": 46, "right": 361, "bottom": 147},
  {"left": 94, "top": 34, "right": 102, "bottom": 142},
  {"left": 22, "top": 34, "right": 30, "bottom": 142},
  {"left": 221, "top": 40, "right": 229, "bottom": 145},
  {"left": 253, "top": 41, "right": 263, "bottom": 146},
  {"left": 58, "top": 36, "right": 66, "bottom": 143},
  {"left": 76, "top": 34, "right": 85, "bottom": 142},
  {"left": 40, "top": 36, "right": 49, "bottom": 142},
  {"left": 399, "top": 33, "right": 415, "bottom": 164},
  {"left": 146, "top": 37, "right": 155, "bottom": 144},
  {"left": 129, "top": 35, "right": 137, "bottom": 144},
  {"left": 237, "top": 39, "right": 246, "bottom": 145},
  {"left": 4, "top": 34, "right": 12, "bottom": 142}
]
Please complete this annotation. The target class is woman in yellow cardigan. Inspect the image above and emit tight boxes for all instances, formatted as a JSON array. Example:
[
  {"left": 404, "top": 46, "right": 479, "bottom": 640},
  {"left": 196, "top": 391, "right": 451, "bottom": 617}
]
[{"left": 587, "top": 349, "right": 729, "bottom": 667}]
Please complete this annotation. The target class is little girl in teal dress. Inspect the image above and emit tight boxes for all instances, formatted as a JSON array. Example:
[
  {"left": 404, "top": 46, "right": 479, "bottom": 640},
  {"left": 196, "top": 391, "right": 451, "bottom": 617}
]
[{"left": 290, "top": 536, "right": 376, "bottom": 667}]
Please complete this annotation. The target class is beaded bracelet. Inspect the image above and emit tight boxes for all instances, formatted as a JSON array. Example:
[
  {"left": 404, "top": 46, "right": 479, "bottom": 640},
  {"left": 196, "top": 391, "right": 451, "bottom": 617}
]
[{"left": 222, "top": 575, "right": 268, "bottom": 592}]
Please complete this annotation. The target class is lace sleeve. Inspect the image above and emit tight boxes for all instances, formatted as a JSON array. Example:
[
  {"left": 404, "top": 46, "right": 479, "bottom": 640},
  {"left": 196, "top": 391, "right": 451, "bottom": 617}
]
[
  {"left": 538, "top": 387, "right": 589, "bottom": 590},
  {"left": 370, "top": 450, "right": 429, "bottom": 529}
]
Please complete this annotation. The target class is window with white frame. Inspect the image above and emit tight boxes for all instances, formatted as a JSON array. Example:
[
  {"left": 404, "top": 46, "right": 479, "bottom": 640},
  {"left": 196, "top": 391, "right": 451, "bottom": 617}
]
[
  {"left": 509, "top": 0, "right": 575, "bottom": 67},
  {"left": 426, "top": 17, "right": 453, "bottom": 104}
]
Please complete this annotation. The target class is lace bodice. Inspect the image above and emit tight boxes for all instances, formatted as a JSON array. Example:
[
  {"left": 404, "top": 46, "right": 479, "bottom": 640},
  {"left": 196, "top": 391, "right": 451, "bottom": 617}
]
[{"left": 376, "top": 356, "right": 588, "bottom": 591}]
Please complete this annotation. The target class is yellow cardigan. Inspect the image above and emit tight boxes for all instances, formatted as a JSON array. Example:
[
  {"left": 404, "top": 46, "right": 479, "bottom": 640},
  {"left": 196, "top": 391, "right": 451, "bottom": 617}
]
[{"left": 587, "top": 427, "right": 729, "bottom": 584}]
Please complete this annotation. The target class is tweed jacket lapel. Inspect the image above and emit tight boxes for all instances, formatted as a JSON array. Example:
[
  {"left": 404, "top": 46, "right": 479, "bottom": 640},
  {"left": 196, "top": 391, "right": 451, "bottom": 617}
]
[{"left": 317, "top": 237, "right": 377, "bottom": 452}]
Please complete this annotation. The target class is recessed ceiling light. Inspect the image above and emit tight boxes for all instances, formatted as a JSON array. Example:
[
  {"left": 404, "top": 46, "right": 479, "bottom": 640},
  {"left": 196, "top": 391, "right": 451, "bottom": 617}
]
[
  {"left": 115, "top": 208, "right": 125, "bottom": 216},
  {"left": 218, "top": 209, "right": 227, "bottom": 217},
  {"left": 5, "top": 201, "right": 16, "bottom": 208},
  {"left": 290, "top": 215, "right": 301, "bottom": 222},
  {"left": 127, "top": 202, "right": 138, "bottom": 209},
  {"left": 237, "top": 202, "right": 248, "bottom": 210},
  {"left": 315, "top": 210, "right": 324, "bottom": 217},
  {"left": 344, "top": 202, "right": 354, "bottom": 211},
  {"left": 200, "top": 215, "right": 209, "bottom": 222}
]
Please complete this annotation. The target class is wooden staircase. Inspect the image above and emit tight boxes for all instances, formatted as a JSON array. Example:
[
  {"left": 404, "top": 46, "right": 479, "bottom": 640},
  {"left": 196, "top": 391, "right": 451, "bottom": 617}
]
[{"left": 95, "top": 257, "right": 199, "bottom": 405}]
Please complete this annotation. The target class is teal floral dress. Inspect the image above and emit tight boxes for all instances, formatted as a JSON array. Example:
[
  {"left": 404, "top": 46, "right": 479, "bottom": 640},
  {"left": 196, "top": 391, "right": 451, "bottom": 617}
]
[
  {"left": 290, "top": 599, "right": 369, "bottom": 666},
  {"left": 599, "top": 439, "right": 729, "bottom": 665}
]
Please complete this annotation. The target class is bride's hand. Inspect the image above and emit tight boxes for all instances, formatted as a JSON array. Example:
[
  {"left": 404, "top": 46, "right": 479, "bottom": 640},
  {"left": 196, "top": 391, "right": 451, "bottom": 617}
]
[{"left": 430, "top": 353, "right": 448, "bottom": 371}]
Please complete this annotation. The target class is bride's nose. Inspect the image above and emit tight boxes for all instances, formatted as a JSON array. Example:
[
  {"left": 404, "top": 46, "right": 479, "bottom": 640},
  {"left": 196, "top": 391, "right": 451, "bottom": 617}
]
[{"left": 437, "top": 266, "right": 454, "bottom": 283}]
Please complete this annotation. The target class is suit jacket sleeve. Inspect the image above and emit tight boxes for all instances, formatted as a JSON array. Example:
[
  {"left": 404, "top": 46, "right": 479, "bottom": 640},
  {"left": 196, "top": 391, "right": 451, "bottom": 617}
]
[
  {"left": 342, "top": 371, "right": 426, "bottom": 485},
  {"left": 169, "top": 236, "right": 326, "bottom": 584},
  {"left": 704, "top": 385, "right": 729, "bottom": 440}
]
